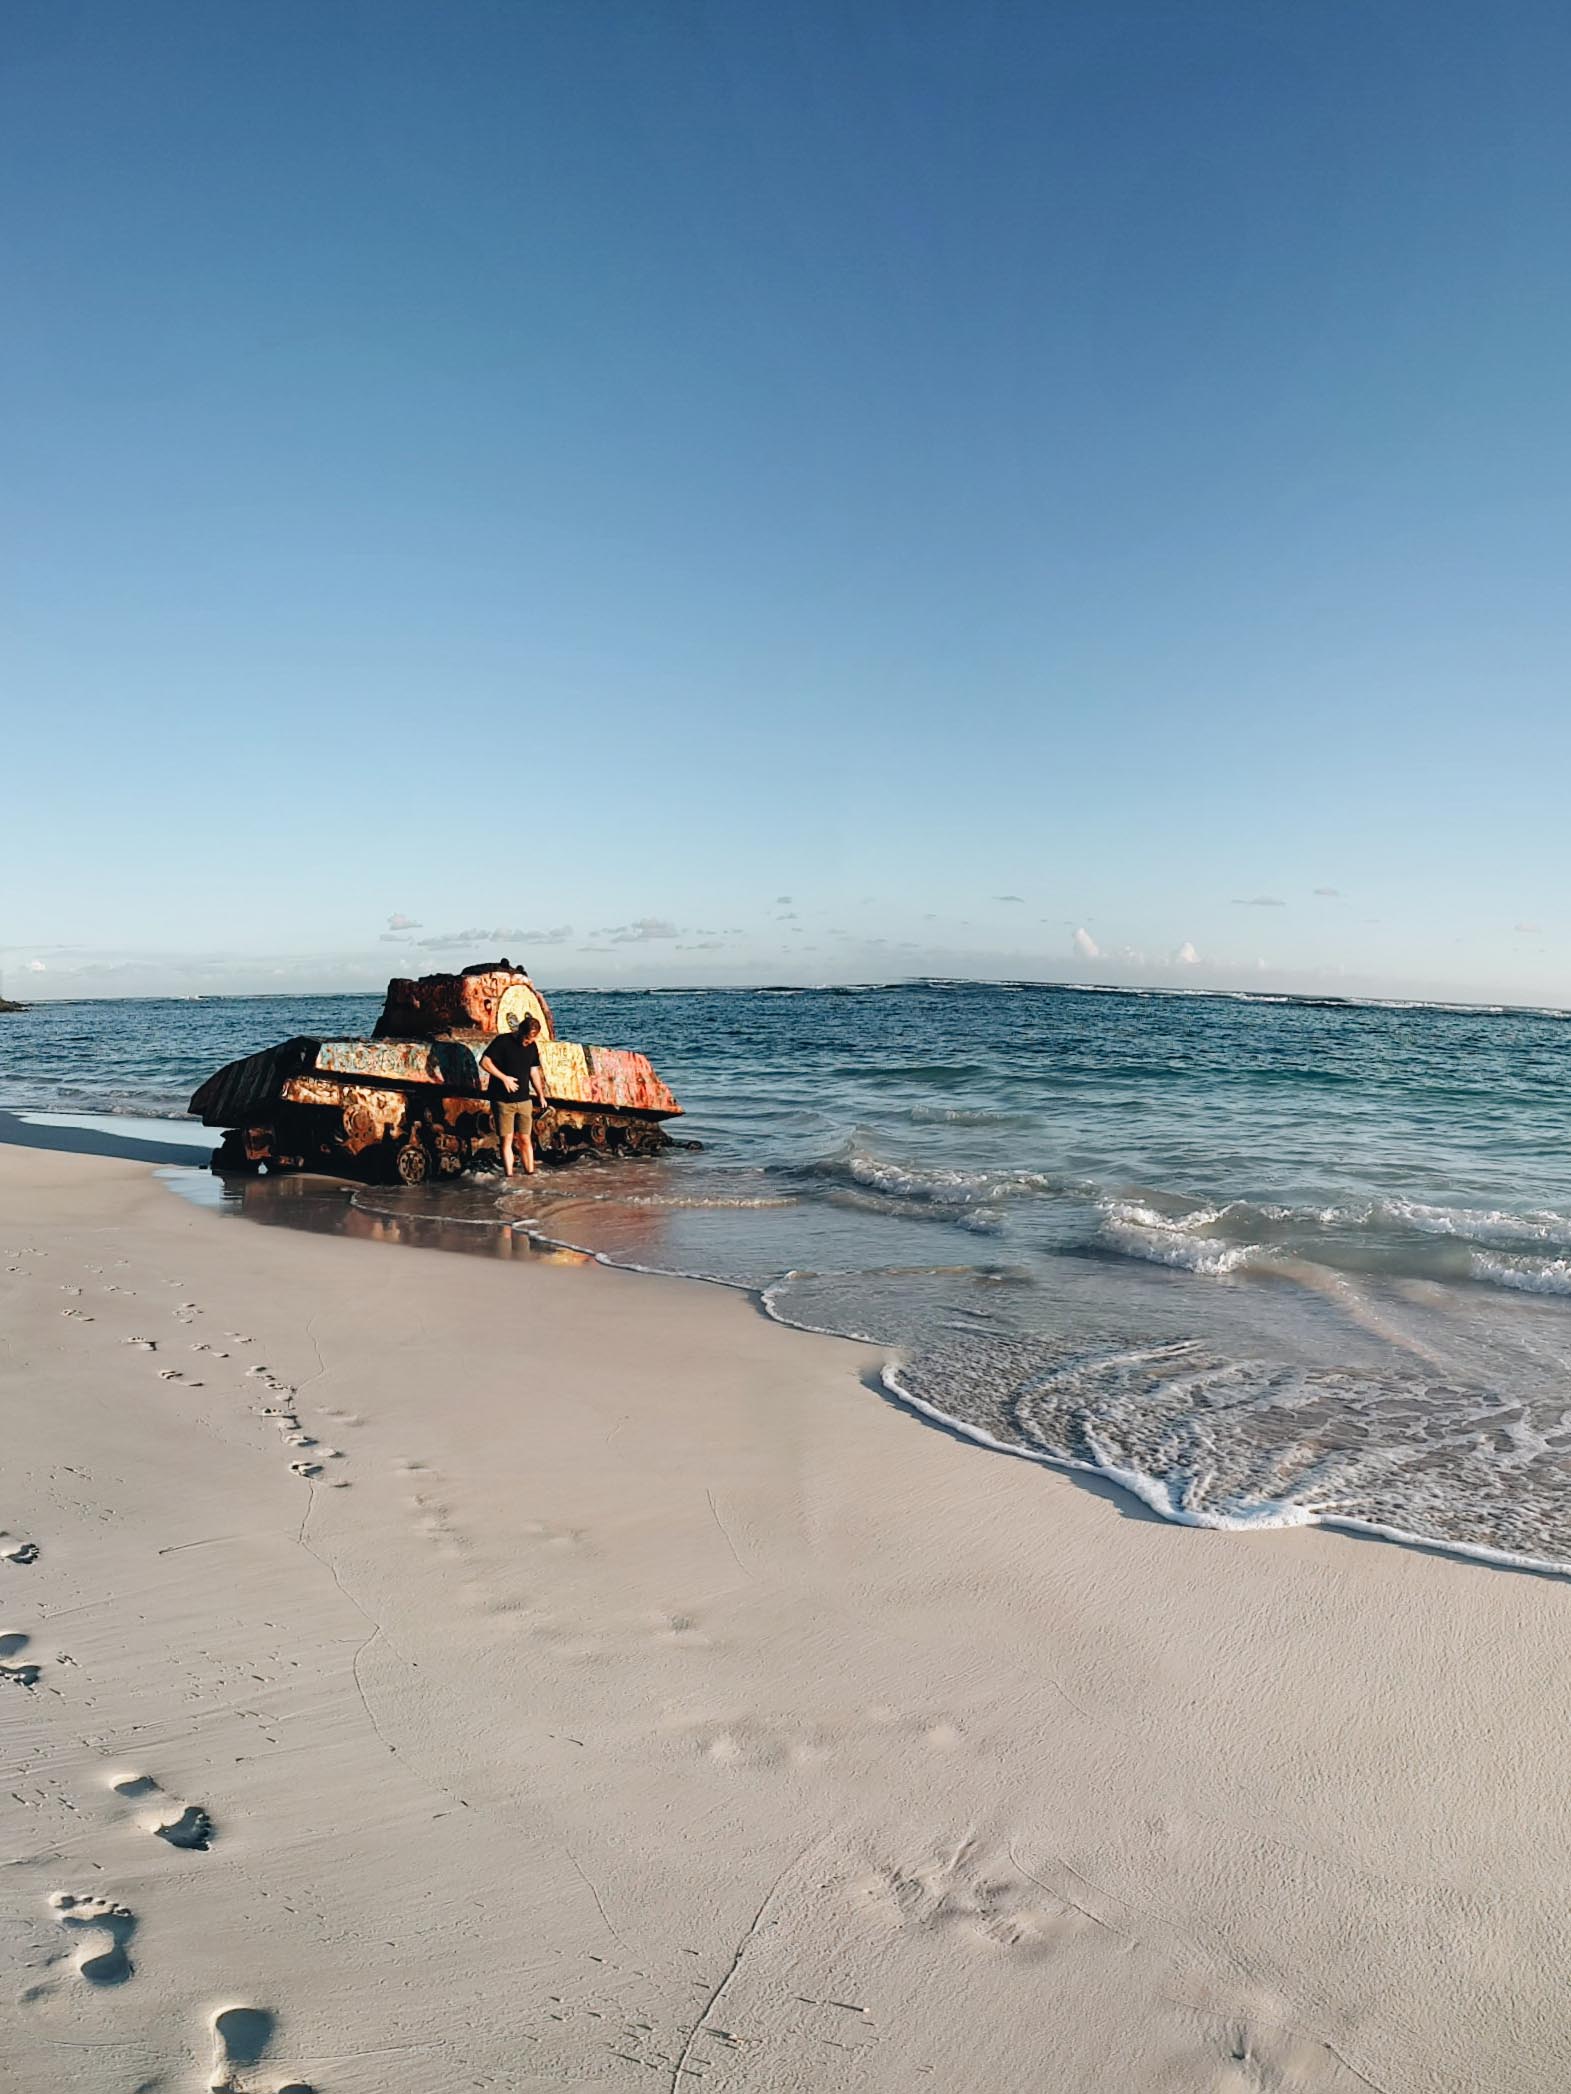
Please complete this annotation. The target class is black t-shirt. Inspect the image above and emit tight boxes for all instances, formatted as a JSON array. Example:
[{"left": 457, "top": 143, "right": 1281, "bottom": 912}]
[{"left": 485, "top": 1033, "right": 542, "bottom": 1086}]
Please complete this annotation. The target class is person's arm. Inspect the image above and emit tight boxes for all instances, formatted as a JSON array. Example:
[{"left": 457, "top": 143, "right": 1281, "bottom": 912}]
[
  {"left": 530, "top": 1049, "right": 549, "bottom": 1108},
  {"left": 479, "top": 1049, "right": 519, "bottom": 1093}
]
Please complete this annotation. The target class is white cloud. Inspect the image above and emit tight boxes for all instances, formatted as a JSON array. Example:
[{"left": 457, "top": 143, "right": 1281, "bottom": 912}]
[
  {"left": 995, "top": 894, "right": 1025, "bottom": 904},
  {"left": 386, "top": 912, "right": 421, "bottom": 931},
  {"left": 417, "top": 925, "right": 572, "bottom": 952},
  {"left": 776, "top": 894, "right": 793, "bottom": 904},
  {"left": 597, "top": 917, "right": 680, "bottom": 944},
  {"left": 1231, "top": 895, "right": 1285, "bottom": 908},
  {"left": 1175, "top": 940, "right": 1200, "bottom": 965},
  {"left": 1514, "top": 921, "right": 1542, "bottom": 934},
  {"left": 1072, "top": 928, "right": 1100, "bottom": 959},
  {"left": 1313, "top": 887, "right": 1341, "bottom": 898},
  {"left": 27, "top": 959, "right": 46, "bottom": 973}
]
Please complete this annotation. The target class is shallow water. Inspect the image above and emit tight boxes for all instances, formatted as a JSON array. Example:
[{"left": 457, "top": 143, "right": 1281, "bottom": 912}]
[{"left": 8, "top": 981, "right": 1571, "bottom": 1570}]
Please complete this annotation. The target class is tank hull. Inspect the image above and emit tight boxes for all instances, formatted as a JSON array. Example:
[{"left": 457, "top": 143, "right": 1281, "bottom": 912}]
[
  {"left": 207, "top": 1085, "right": 672, "bottom": 1183},
  {"left": 190, "top": 967, "right": 682, "bottom": 1183}
]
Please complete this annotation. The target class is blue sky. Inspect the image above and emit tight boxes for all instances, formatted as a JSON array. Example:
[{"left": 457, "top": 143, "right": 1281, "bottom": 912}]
[{"left": 3, "top": 2, "right": 1568, "bottom": 1003}]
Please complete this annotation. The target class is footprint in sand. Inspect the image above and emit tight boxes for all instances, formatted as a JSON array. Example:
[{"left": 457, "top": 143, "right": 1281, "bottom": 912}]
[
  {"left": 0, "top": 1630, "right": 43, "bottom": 1686},
  {"left": 109, "top": 1771, "right": 216, "bottom": 1850},
  {"left": 50, "top": 1891, "right": 136, "bottom": 1984},
  {"left": 520, "top": 1519, "right": 586, "bottom": 1550},
  {"left": 652, "top": 1612, "right": 714, "bottom": 1648},
  {"left": 60, "top": 1307, "right": 94, "bottom": 1321},
  {"left": 853, "top": 1841, "right": 1078, "bottom": 1960},
  {"left": 1, "top": 1534, "right": 40, "bottom": 1567},
  {"left": 125, "top": 1336, "right": 158, "bottom": 1351},
  {"left": 208, "top": 2003, "right": 317, "bottom": 2094}
]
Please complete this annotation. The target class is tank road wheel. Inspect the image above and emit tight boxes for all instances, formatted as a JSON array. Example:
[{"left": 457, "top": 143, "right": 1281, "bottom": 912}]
[{"left": 395, "top": 1139, "right": 430, "bottom": 1186}]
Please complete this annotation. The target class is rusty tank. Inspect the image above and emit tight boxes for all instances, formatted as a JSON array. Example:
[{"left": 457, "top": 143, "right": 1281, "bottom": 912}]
[{"left": 189, "top": 964, "right": 682, "bottom": 1183}]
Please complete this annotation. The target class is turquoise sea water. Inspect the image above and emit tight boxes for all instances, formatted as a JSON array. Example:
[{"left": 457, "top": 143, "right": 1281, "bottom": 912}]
[{"left": 6, "top": 982, "right": 1571, "bottom": 1570}]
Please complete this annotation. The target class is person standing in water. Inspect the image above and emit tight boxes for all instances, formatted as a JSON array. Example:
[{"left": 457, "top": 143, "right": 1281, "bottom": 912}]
[{"left": 480, "top": 1012, "right": 549, "bottom": 1177}]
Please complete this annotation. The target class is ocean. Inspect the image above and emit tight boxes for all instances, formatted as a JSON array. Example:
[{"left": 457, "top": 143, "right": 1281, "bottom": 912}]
[{"left": 6, "top": 981, "right": 1571, "bottom": 1573}]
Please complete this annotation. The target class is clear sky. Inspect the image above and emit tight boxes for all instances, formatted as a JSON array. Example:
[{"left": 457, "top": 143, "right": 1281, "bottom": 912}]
[{"left": 4, "top": 2, "right": 1568, "bottom": 1003}]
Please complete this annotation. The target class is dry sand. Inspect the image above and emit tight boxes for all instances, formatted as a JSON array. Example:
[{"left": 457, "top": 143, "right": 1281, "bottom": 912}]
[{"left": 3, "top": 1142, "right": 1569, "bottom": 2093}]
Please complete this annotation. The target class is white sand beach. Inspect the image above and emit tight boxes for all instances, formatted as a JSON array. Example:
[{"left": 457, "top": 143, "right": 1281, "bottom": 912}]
[{"left": 4, "top": 1142, "right": 1570, "bottom": 2092}]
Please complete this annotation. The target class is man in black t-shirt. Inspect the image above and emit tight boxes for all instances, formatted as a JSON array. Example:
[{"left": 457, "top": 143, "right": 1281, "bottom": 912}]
[{"left": 480, "top": 1013, "right": 549, "bottom": 1177}]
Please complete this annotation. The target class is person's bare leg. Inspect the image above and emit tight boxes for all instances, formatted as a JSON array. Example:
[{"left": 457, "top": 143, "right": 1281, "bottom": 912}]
[{"left": 501, "top": 1125, "right": 515, "bottom": 1177}]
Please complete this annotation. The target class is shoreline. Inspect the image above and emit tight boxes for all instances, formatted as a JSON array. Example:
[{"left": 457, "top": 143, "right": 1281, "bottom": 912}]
[
  {"left": 184, "top": 1151, "right": 1571, "bottom": 1588},
  {"left": 5, "top": 1142, "right": 1571, "bottom": 2090}
]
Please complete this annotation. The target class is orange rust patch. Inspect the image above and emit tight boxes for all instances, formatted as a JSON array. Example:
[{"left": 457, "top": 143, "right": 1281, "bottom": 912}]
[{"left": 338, "top": 1086, "right": 408, "bottom": 1153}]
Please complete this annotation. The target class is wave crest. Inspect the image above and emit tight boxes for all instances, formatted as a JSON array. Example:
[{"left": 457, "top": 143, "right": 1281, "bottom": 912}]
[{"left": 798, "top": 1141, "right": 1068, "bottom": 1210}]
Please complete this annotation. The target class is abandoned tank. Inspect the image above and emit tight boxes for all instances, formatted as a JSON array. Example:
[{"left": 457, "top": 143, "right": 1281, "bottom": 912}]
[{"left": 189, "top": 964, "right": 682, "bottom": 1182}]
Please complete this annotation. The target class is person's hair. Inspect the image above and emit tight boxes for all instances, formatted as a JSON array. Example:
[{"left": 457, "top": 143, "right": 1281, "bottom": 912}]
[{"left": 511, "top": 1011, "right": 540, "bottom": 1037}]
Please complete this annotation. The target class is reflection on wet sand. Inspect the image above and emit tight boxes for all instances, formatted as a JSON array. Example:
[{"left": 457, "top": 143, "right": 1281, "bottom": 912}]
[{"left": 163, "top": 1165, "right": 600, "bottom": 1266}]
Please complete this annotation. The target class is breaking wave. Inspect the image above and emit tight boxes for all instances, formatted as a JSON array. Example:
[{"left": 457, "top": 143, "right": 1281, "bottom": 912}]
[
  {"left": 1096, "top": 1200, "right": 1266, "bottom": 1275},
  {"left": 1470, "top": 1255, "right": 1571, "bottom": 1296},
  {"left": 795, "top": 1141, "right": 1069, "bottom": 1211},
  {"left": 1092, "top": 1193, "right": 1571, "bottom": 1295}
]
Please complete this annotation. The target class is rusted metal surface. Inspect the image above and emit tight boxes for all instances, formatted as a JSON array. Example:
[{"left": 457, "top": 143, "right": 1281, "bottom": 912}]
[
  {"left": 314, "top": 1039, "right": 446, "bottom": 1083},
  {"left": 281, "top": 1076, "right": 349, "bottom": 1108},
  {"left": 376, "top": 967, "right": 557, "bottom": 1043},
  {"left": 440, "top": 1096, "right": 494, "bottom": 1130},
  {"left": 190, "top": 1038, "right": 315, "bottom": 1127},
  {"left": 339, "top": 1086, "right": 408, "bottom": 1153},
  {"left": 539, "top": 1042, "right": 680, "bottom": 1116},
  {"left": 193, "top": 967, "right": 681, "bottom": 1181}
]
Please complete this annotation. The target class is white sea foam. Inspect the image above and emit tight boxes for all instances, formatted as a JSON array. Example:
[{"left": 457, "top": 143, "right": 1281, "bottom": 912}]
[
  {"left": 1383, "top": 1200, "right": 1571, "bottom": 1250},
  {"left": 1470, "top": 1254, "right": 1571, "bottom": 1296},
  {"left": 1096, "top": 1198, "right": 1264, "bottom": 1275},
  {"left": 806, "top": 1143, "right": 1065, "bottom": 1210},
  {"left": 883, "top": 1340, "right": 1571, "bottom": 1577},
  {"left": 1090, "top": 1190, "right": 1571, "bottom": 1284}
]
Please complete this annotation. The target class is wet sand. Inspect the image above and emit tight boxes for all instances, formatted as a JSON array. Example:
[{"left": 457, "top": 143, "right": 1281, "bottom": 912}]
[{"left": 4, "top": 1141, "right": 1570, "bottom": 2091}]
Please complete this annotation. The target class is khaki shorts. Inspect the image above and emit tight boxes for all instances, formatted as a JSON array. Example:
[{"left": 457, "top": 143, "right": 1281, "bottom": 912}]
[{"left": 495, "top": 1098, "right": 535, "bottom": 1139}]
